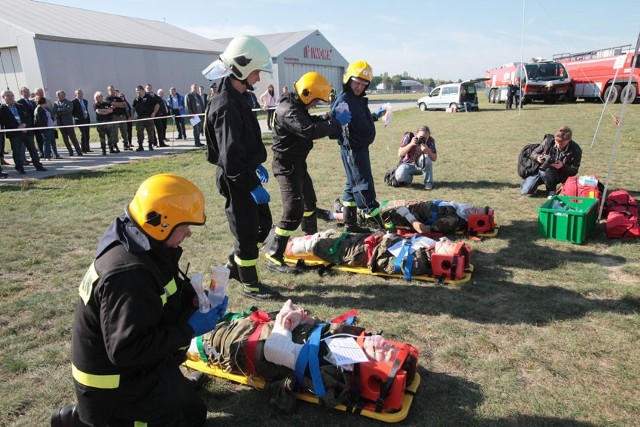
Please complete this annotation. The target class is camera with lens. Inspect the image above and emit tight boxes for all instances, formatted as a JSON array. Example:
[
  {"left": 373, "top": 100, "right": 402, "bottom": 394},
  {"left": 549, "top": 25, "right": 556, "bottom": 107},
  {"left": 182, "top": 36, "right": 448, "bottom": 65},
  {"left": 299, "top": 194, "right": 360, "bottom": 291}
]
[
  {"left": 417, "top": 136, "right": 427, "bottom": 145},
  {"left": 539, "top": 154, "right": 553, "bottom": 171}
]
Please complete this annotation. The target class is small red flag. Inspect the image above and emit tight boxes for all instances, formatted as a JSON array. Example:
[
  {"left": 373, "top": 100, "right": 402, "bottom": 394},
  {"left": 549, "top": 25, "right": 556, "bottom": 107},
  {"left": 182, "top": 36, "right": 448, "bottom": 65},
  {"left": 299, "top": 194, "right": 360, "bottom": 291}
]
[{"left": 614, "top": 116, "right": 620, "bottom": 126}]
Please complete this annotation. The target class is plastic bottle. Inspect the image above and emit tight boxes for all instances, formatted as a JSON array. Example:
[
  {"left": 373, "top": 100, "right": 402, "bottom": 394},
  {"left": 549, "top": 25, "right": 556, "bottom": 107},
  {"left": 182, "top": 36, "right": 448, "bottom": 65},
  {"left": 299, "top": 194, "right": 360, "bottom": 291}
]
[
  {"left": 208, "top": 266, "right": 229, "bottom": 307},
  {"left": 190, "top": 273, "right": 210, "bottom": 313}
]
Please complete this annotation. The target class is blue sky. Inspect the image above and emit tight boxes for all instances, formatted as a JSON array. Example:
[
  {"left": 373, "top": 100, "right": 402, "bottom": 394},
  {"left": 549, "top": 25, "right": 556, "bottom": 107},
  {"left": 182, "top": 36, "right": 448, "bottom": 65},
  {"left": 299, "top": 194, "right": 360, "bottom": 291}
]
[{"left": 41, "top": 0, "right": 640, "bottom": 81}]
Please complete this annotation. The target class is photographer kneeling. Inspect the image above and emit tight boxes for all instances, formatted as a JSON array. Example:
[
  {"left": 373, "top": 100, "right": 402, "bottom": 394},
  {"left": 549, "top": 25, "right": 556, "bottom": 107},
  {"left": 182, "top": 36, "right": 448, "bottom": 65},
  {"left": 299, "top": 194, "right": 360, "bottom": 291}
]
[
  {"left": 395, "top": 126, "right": 438, "bottom": 190},
  {"left": 520, "top": 125, "right": 582, "bottom": 197}
]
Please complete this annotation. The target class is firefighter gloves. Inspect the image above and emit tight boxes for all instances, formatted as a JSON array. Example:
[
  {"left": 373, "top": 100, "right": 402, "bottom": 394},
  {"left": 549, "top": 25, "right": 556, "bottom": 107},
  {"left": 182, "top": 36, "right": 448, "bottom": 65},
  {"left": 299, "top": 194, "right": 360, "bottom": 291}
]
[
  {"left": 188, "top": 296, "right": 229, "bottom": 337},
  {"left": 256, "top": 164, "right": 269, "bottom": 183},
  {"left": 250, "top": 185, "right": 271, "bottom": 204},
  {"left": 335, "top": 109, "right": 352, "bottom": 126}
]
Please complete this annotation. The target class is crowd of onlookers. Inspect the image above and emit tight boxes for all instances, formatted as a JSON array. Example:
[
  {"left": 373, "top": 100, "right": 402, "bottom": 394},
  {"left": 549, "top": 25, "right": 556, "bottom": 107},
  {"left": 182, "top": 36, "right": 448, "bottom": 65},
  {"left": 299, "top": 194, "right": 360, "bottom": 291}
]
[{"left": 0, "top": 83, "right": 215, "bottom": 179}]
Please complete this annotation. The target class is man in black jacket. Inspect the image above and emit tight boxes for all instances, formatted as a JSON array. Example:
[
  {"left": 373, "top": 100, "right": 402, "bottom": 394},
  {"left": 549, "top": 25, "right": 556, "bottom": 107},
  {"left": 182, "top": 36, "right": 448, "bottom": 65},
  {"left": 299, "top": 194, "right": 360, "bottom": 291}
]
[
  {"left": 72, "top": 89, "right": 93, "bottom": 153},
  {"left": 51, "top": 174, "right": 227, "bottom": 427},
  {"left": 263, "top": 72, "right": 350, "bottom": 274},
  {"left": 204, "top": 35, "right": 282, "bottom": 300},
  {"left": 0, "top": 90, "right": 46, "bottom": 174},
  {"left": 520, "top": 126, "right": 582, "bottom": 197}
]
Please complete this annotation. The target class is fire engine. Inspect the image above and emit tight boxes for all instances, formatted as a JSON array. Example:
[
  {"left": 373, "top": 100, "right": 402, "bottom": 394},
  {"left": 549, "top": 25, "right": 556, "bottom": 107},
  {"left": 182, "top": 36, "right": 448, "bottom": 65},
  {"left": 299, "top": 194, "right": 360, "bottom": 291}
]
[
  {"left": 484, "top": 58, "right": 571, "bottom": 104},
  {"left": 553, "top": 45, "right": 639, "bottom": 103}
]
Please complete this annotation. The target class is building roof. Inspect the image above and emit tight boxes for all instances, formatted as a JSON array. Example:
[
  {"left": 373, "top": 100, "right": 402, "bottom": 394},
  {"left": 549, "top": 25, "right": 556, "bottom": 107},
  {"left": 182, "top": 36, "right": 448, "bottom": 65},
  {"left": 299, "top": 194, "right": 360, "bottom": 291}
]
[
  {"left": 215, "top": 30, "right": 329, "bottom": 58},
  {"left": 0, "top": 0, "right": 225, "bottom": 53},
  {"left": 401, "top": 80, "right": 424, "bottom": 87}
]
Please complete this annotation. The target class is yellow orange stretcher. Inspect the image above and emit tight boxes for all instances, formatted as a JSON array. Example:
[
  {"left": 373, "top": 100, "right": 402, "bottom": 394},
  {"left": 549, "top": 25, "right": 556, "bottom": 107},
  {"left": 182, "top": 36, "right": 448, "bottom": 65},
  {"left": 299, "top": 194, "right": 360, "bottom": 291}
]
[
  {"left": 184, "top": 358, "right": 421, "bottom": 423},
  {"left": 284, "top": 253, "right": 474, "bottom": 285}
]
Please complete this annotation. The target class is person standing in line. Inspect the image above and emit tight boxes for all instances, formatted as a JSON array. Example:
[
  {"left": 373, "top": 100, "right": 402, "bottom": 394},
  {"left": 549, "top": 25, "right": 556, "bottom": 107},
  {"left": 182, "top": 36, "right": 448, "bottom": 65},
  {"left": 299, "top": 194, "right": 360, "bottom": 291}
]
[
  {"left": 93, "top": 91, "right": 119, "bottom": 155},
  {"left": 17, "top": 87, "right": 41, "bottom": 157},
  {"left": 118, "top": 90, "right": 134, "bottom": 149},
  {"left": 185, "top": 84, "right": 204, "bottom": 147},
  {"left": 72, "top": 89, "right": 93, "bottom": 153},
  {"left": 278, "top": 86, "right": 289, "bottom": 103},
  {"left": 34, "top": 96, "right": 60, "bottom": 160},
  {"left": 0, "top": 90, "right": 47, "bottom": 174},
  {"left": 260, "top": 84, "right": 276, "bottom": 130},
  {"left": 204, "top": 35, "right": 282, "bottom": 300},
  {"left": 49, "top": 174, "right": 227, "bottom": 427},
  {"left": 131, "top": 85, "right": 159, "bottom": 152},
  {"left": 53, "top": 90, "right": 83, "bottom": 156},
  {"left": 106, "top": 85, "right": 131, "bottom": 150},
  {"left": 167, "top": 87, "right": 186, "bottom": 140},
  {"left": 330, "top": 60, "right": 387, "bottom": 232},
  {"left": 155, "top": 89, "right": 169, "bottom": 146},
  {"left": 262, "top": 72, "right": 351, "bottom": 274}
]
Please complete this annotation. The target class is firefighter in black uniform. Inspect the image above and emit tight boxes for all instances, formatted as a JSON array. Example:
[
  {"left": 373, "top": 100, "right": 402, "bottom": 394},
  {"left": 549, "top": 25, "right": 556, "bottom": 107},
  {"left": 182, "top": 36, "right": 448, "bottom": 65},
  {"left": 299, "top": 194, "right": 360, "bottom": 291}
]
[
  {"left": 330, "top": 60, "right": 387, "bottom": 233},
  {"left": 263, "top": 72, "right": 351, "bottom": 273},
  {"left": 203, "top": 35, "right": 282, "bottom": 300},
  {"left": 51, "top": 174, "right": 228, "bottom": 427}
]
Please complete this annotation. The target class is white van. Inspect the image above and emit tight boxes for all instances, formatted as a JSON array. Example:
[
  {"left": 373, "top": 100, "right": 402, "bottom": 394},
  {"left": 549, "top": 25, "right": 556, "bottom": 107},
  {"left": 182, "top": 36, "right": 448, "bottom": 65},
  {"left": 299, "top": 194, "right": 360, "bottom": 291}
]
[{"left": 417, "top": 79, "right": 487, "bottom": 111}]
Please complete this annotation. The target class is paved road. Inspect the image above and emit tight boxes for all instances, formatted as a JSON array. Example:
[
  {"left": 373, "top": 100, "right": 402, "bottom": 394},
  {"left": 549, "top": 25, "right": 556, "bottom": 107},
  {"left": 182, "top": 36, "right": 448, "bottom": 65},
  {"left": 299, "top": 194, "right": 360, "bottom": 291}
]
[{"left": 0, "top": 101, "right": 417, "bottom": 186}]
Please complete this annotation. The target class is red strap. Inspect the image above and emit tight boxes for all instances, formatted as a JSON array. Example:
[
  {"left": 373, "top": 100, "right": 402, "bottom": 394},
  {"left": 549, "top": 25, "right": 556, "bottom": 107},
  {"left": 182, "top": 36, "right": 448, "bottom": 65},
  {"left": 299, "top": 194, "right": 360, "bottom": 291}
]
[
  {"left": 245, "top": 310, "right": 271, "bottom": 374},
  {"left": 331, "top": 309, "right": 358, "bottom": 324},
  {"left": 364, "top": 235, "right": 378, "bottom": 264}
]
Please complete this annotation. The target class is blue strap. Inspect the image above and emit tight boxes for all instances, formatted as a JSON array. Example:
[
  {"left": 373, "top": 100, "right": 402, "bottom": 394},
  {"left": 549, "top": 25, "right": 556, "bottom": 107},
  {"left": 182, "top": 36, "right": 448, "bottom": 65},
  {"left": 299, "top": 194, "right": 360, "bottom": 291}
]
[
  {"left": 294, "top": 324, "right": 326, "bottom": 398},
  {"left": 393, "top": 236, "right": 416, "bottom": 281},
  {"left": 426, "top": 200, "right": 442, "bottom": 225},
  {"left": 345, "top": 315, "right": 356, "bottom": 325}
]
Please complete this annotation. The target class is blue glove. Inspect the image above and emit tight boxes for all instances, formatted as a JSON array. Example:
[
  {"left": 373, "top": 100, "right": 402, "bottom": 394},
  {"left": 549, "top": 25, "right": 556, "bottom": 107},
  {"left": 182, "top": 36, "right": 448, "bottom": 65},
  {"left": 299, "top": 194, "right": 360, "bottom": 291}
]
[
  {"left": 335, "top": 109, "right": 351, "bottom": 126},
  {"left": 188, "top": 296, "right": 229, "bottom": 337},
  {"left": 256, "top": 164, "right": 269, "bottom": 183},
  {"left": 375, "top": 106, "right": 386, "bottom": 118},
  {"left": 250, "top": 185, "right": 270, "bottom": 204}
]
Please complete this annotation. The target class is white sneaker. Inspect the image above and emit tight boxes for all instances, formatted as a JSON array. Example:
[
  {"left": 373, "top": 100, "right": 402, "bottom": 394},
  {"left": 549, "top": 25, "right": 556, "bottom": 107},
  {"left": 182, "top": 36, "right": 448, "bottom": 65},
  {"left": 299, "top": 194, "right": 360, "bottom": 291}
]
[{"left": 424, "top": 183, "right": 433, "bottom": 190}]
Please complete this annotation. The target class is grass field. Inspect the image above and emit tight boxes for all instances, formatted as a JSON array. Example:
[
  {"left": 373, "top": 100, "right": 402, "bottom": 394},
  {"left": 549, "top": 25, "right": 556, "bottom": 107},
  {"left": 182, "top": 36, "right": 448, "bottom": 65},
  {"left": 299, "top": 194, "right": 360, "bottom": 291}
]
[{"left": 1, "top": 99, "right": 639, "bottom": 426}]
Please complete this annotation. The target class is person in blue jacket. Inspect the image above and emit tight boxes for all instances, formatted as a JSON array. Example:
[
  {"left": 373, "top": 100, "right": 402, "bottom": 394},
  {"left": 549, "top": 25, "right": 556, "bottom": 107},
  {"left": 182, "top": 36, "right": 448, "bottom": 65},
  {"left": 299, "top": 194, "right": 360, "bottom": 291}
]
[{"left": 330, "top": 60, "right": 386, "bottom": 232}]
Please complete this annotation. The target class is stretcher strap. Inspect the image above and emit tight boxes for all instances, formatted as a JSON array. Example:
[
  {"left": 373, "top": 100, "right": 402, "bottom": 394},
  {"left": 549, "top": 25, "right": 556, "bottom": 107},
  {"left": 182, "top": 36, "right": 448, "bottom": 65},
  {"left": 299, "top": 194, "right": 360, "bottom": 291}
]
[
  {"left": 294, "top": 324, "right": 326, "bottom": 398},
  {"left": 375, "top": 345, "right": 410, "bottom": 413},
  {"left": 426, "top": 200, "right": 442, "bottom": 225},
  {"left": 327, "top": 233, "right": 349, "bottom": 264},
  {"left": 393, "top": 236, "right": 416, "bottom": 281},
  {"left": 245, "top": 310, "right": 271, "bottom": 374}
]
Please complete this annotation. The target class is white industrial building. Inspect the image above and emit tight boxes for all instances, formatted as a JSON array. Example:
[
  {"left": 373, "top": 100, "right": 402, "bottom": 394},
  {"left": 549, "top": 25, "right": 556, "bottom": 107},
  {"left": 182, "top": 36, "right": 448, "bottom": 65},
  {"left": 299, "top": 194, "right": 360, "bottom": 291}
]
[
  {"left": 0, "top": 0, "right": 224, "bottom": 117},
  {"left": 1, "top": 0, "right": 349, "bottom": 118}
]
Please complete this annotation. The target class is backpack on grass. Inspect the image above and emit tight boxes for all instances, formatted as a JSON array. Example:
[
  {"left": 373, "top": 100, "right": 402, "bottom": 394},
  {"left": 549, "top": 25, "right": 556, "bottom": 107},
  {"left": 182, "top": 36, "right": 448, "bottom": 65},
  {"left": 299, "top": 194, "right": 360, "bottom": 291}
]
[{"left": 517, "top": 134, "right": 553, "bottom": 179}]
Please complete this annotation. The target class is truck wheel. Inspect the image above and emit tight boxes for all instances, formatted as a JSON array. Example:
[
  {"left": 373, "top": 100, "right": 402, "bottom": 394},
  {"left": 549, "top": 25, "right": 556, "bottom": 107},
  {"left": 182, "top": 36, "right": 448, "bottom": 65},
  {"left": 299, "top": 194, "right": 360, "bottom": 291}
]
[
  {"left": 604, "top": 84, "right": 621, "bottom": 103},
  {"left": 621, "top": 84, "right": 637, "bottom": 104},
  {"left": 418, "top": 103, "right": 427, "bottom": 111}
]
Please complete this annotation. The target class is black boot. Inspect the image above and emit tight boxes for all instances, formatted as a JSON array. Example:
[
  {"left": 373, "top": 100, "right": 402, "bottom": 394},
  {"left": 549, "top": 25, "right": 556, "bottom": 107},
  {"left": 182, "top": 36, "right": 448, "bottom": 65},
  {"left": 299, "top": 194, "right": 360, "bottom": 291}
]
[
  {"left": 238, "top": 264, "right": 283, "bottom": 300},
  {"left": 224, "top": 250, "right": 240, "bottom": 282},
  {"left": 343, "top": 205, "right": 370, "bottom": 233},
  {"left": 301, "top": 212, "right": 318, "bottom": 235},
  {"left": 264, "top": 231, "right": 301, "bottom": 274},
  {"left": 50, "top": 404, "right": 87, "bottom": 426}
]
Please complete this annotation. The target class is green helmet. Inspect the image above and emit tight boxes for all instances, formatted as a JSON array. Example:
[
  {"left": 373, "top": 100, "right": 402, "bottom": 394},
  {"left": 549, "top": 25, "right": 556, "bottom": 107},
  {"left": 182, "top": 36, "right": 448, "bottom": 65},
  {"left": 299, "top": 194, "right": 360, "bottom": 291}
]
[{"left": 220, "top": 35, "right": 273, "bottom": 80}]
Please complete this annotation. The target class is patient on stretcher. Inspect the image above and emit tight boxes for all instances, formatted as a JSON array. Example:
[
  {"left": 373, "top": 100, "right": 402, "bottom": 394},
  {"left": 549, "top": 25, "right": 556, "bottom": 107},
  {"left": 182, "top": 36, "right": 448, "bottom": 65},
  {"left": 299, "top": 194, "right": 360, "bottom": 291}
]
[
  {"left": 328, "top": 198, "right": 493, "bottom": 235},
  {"left": 187, "top": 300, "right": 418, "bottom": 412}
]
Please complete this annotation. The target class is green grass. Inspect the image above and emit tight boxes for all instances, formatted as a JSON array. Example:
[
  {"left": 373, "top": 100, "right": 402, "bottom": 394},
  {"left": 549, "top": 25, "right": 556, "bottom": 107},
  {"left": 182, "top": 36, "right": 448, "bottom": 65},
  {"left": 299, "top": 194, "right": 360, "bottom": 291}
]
[{"left": 1, "top": 100, "right": 639, "bottom": 426}]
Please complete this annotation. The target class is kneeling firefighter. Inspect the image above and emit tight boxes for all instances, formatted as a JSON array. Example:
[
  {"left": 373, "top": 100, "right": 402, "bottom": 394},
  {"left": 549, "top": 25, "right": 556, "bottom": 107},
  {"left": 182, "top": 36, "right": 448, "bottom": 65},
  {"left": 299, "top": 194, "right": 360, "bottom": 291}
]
[
  {"left": 51, "top": 174, "right": 228, "bottom": 427},
  {"left": 263, "top": 71, "right": 351, "bottom": 274}
]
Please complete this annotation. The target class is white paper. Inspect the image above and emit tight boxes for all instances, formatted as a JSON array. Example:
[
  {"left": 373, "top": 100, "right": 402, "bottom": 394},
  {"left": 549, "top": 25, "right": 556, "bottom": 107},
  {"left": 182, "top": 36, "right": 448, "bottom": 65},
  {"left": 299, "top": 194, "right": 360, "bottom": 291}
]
[
  {"left": 325, "top": 337, "right": 369, "bottom": 366},
  {"left": 190, "top": 116, "right": 201, "bottom": 127}
]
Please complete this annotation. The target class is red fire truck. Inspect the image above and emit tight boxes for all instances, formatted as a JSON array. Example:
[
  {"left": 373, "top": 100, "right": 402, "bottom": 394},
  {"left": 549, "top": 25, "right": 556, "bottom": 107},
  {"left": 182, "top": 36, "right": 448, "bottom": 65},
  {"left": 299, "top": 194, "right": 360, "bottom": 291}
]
[
  {"left": 484, "top": 58, "right": 571, "bottom": 104},
  {"left": 553, "top": 45, "right": 639, "bottom": 103}
]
